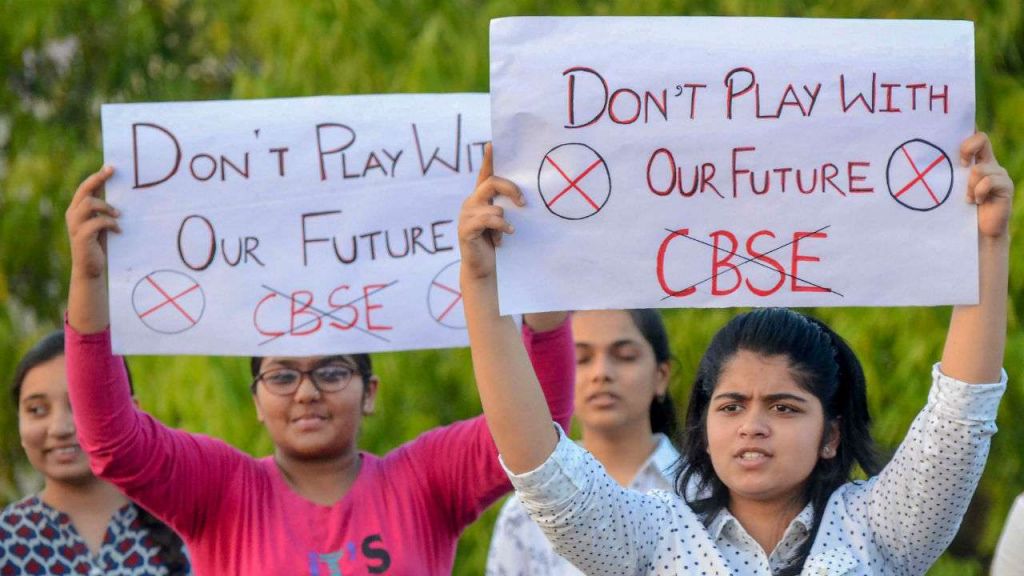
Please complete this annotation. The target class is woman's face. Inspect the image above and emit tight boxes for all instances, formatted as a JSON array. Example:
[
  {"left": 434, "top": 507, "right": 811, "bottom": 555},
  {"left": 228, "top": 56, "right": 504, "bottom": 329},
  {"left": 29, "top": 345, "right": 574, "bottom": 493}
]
[
  {"left": 18, "top": 355, "right": 95, "bottom": 484},
  {"left": 252, "top": 355, "right": 377, "bottom": 460},
  {"left": 572, "top": 311, "right": 669, "bottom": 436},
  {"left": 705, "top": 350, "right": 838, "bottom": 509}
]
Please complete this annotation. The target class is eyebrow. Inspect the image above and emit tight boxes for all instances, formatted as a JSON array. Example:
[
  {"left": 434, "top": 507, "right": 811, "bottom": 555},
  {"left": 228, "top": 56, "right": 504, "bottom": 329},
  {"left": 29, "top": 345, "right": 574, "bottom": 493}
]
[
  {"left": 712, "top": 392, "right": 809, "bottom": 403},
  {"left": 265, "top": 355, "right": 351, "bottom": 368},
  {"left": 575, "top": 340, "right": 642, "bottom": 350},
  {"left": 19, "top": 393, "right": 48, "bottom": 405}
]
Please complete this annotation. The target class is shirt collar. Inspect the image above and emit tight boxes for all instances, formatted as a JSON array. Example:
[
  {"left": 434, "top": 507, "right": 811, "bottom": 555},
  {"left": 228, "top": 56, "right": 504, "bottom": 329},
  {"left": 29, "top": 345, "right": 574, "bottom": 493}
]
[
  {"left": 789, "top": 503, "right": 814, "bottom": 533},
  {"left": 707, "top": 502, "right": 815, "bottom": 541},
  {"left": 626, "top": 433, "right": 680, "bottom": 489},
  {"left": 707, "top": 507, "right": 736, "bottom": 540},
  {"left": 648, "top": 433, "right": 680, "bottom": 478}
]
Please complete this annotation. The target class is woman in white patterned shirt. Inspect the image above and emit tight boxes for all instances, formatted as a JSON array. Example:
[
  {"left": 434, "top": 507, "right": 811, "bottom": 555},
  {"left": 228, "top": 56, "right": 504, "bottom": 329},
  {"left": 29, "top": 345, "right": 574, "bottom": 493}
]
[
  {"left": 458, "top": 133, "right": 1013, "bottom": 576},
  {"left": 486, "top": 309, "right": 682, "bottom": 576}
]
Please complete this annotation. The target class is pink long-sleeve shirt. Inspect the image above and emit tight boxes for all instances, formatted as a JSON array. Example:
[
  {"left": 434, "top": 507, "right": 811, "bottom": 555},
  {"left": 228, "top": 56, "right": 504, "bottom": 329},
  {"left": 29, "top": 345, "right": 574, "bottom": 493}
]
[{"left": 66, "top": 320, "right": 574, "bottom": 576}]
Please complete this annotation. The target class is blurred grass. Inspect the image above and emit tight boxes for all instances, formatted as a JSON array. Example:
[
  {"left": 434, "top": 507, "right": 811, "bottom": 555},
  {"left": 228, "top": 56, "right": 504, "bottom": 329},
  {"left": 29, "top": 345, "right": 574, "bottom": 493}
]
[{"left": 1, "top": 1, "right": 1022, "bottom": 574}]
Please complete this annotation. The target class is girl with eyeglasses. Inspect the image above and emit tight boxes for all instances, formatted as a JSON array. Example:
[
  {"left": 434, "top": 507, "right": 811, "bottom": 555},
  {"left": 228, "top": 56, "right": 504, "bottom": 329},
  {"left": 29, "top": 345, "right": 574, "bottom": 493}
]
[
  {"left": 63, "top": 167, "right": 574, "bottom": 575},
  {"left": 460, "top": 134, "right": 1012, "bottom": 575}
]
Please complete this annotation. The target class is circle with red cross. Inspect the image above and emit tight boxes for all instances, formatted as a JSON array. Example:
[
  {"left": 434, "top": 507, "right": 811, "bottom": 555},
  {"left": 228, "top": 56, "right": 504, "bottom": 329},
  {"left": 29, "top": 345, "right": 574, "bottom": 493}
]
[
  {"left": 885, "top": 139, "right": 953, "bottom": 212},
  {"left": 427, "top": 260, "right": 465, "bottom": 329},
  {"left": 131, "top": 270, "right": 205, "bottom": 334},
  {"left": 537, "top": 143, "right": 611, "bottom": 220}
]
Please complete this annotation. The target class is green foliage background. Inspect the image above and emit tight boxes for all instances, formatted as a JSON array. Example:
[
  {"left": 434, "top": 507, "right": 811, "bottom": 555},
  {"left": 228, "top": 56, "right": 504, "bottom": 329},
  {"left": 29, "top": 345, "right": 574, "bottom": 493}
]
[{"left": 0, "top": 1, "right": 1021, "bottom": 574}]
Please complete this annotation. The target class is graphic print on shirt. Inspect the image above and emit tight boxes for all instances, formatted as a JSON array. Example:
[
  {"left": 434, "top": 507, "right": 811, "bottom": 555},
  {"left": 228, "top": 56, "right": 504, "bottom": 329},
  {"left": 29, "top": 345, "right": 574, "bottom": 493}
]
[{"left": 307, "top": 533, "right": 391, "bottom": 575}]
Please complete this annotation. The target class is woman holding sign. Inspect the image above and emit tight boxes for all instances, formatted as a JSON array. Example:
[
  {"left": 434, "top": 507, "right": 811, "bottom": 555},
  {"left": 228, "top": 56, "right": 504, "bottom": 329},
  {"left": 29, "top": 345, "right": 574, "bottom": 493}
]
[
  {"left": 63, "top": 167, "right": 574, "bottom": 575},
  {"left": 461, "top": 134, "right": 1012, "bottom": 575}
]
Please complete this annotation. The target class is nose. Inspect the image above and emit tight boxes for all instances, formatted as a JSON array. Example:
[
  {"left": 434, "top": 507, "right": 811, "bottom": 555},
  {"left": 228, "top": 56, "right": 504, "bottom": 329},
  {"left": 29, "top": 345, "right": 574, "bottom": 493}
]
[
  {"left": 49, "top": 403, "right": 77, "bottom": 439},
  {"left": 292, "top": 373, "right": 322, "bottom": 402},
  {"left": 587, "top": 353, "right": 614, "bottom": 383},
  {"left": 737, "top": 407, "right": 770, "bottom": 438}
]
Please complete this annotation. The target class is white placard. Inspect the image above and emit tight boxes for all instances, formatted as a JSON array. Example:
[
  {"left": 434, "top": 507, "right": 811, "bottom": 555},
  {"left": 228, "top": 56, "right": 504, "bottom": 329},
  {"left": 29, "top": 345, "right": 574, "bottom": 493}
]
[
  {"left": 490, "top": 17, "right": 977, "bottom": 314},
  {"left": 102, "top": 94, "right": 488, "bottom": 355}
]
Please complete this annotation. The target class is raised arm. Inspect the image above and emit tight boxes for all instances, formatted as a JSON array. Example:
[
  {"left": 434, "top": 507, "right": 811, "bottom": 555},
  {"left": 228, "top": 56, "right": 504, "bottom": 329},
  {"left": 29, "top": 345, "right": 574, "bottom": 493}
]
[
  {"left": 66, "top": 166, "right": 118, "bottom": 333},
  {"left": 850, "top": 133, "right": 1014, "bottom": 573},
  {"left": 460, "top": 145, "right": 559, "bottom": 473},
  {"left": 63, "top": 167, "right": 241, "bottom": 539},
  {"left": 940, "top": 132, "right": 1013, "bottom": 382}
]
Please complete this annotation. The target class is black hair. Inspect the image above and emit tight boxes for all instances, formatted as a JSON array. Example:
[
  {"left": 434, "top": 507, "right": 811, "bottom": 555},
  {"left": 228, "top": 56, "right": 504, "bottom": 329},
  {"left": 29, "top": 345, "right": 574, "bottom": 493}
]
[
  {"left": 624, "top": 309, "right": 679, "bottom": 439},
  {"left": 249, "top": 354, "right": 374, "bottom": 393},
  {"left": 11, "top": 330, "right": 189, "bottom": 573},
  {"left": 11, "top": 331, "right": 66, "bottom": 405},
  {"left": 12, "top": 331, "right": 137, "bottom": 404},
  {"left": 675, "top": 308, "right": 879, "bottom": 575}
]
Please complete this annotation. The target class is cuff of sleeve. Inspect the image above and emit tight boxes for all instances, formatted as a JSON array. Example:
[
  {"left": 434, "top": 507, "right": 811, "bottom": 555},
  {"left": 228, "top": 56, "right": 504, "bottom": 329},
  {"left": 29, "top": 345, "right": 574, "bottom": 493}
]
[
  {"left": 521, "top": 314, "right": 571, "bottom": 341},
  {"left": 501, "top": 423, "right": 589, "bottom": 505},
  {"left": 64, "top": 315, "right": 114, "bottom": 345},
  {"left": 928, "top": 363, "right": 1006, "bottom": 421}
]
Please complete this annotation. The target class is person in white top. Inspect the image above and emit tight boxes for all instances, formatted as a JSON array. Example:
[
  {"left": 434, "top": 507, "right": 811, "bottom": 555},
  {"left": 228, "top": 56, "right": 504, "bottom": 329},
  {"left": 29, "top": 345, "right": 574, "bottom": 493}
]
[
  {"left": 486, "top": 309, "right": 682, "bottom": 576},
  {"left": 458, "top": 133, "right": 1012, "bottom": 576},
  {"left": 991, "top": 493, "right": 1024, "bottom": 576}
]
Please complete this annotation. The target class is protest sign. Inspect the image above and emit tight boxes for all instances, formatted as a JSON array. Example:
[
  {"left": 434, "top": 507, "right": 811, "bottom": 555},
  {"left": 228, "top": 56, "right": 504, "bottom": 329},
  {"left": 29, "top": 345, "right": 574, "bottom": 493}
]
[
  {"left": 101, "top": 94, "right": 488, "bottom": 355},
  {"left": 490, "top": 17, "right": 977, "bottom": 314}
]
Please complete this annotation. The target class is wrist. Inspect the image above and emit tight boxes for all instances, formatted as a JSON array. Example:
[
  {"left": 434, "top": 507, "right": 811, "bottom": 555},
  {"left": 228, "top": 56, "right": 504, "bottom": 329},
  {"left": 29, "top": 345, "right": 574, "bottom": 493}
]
[
  {"left": 979, "top": 234, "right": 1010, "bottom": 251},
  {"left": 71, "top": 264, "right": 108, "bottom": 282}
]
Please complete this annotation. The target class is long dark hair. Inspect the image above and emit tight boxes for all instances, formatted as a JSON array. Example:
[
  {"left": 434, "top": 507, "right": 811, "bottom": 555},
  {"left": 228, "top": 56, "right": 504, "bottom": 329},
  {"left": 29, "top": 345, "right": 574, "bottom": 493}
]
[
  {"left": 675, "top": 309, "right": 879, "bottom": 575},
  {"left": 12, "top": 330, "right": 190, "bottom": 574},
  {"left": 623, "top": 309, "right": 680, "bottom": 439}
]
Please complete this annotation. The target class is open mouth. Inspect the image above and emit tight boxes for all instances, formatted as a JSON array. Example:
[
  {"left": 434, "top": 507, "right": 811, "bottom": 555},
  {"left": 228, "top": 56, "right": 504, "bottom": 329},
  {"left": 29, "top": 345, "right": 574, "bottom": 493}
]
[
  {"left": 586, "top": 391, "right": 620, "bottom": 404},
  {"left": 291, "top": 413, "right": 328, "bottom": 427},
  {"left": 45, "top": 445, "right": 82, "bottom": 461},
  {"left": 734, "top": 448, "right": 772, "bottom": 465}
]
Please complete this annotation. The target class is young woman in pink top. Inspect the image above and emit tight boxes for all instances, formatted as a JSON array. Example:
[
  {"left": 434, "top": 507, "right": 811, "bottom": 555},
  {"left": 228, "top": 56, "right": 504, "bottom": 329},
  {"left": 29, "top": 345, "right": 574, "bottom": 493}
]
[{"left": 63, "top": 166, "right": 574, "bottom": 575}]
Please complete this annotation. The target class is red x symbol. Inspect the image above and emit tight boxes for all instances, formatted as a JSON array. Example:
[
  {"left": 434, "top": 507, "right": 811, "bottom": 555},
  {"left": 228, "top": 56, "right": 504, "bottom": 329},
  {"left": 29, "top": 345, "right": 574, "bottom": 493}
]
[
  {"left": 431, "top": 281, "right": 462, "bottom": 322},
  {"left": 545, "top": 156, "right": 602, "bottom": 210},
  {"left": 894, "top": 145, "right": 945, "bottom": 205},
  {"left": 140, "top": 275, "right": 200, "bottom": 325},
  {"left": 537, "top": 143, "right": 611, "bottom": 221}
]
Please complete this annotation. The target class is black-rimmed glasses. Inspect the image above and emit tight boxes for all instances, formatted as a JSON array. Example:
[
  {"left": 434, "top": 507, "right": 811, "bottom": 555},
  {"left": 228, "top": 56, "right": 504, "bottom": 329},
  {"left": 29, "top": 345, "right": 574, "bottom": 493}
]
[{"left": 252, "top": 363, "right": 359, "bottom": 396}]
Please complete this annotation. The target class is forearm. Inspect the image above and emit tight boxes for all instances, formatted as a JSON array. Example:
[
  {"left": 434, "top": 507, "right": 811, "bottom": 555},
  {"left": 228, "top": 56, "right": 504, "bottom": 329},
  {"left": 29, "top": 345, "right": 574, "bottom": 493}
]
[
  {"left": 510, "top": 432, "right": 659, "bottom": 575},
  {"left": 861, "top": 367, "right": 1003, "bottom": 571},
  {"left": 941, "top": 234, "right": 1008, "bottom": 383},
  {"left": 463, "top": 272, "right": 557, "bottom": 473},
  {"left": 68, "top": 269, "right": 110, "bottom": 334}
]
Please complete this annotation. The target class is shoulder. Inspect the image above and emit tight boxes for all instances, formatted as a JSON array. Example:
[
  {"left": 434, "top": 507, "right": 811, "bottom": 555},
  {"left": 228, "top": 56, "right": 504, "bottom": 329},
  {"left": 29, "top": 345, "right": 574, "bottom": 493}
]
[
  {"left": 382, "top": 416, "right": 490, "bottom": 463},
  {"left": 0, "top": 495, "right": 44, "bottom": 525},
  {"left": 0, "top": 496, "right": 62, "bottom": 556}
]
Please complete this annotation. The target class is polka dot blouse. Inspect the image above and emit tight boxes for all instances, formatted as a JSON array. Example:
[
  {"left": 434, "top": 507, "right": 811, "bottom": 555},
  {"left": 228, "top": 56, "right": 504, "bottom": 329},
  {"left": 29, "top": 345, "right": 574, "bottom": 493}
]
[{"left": 507, "top": 365, "right": 1005, "bottom": 575}]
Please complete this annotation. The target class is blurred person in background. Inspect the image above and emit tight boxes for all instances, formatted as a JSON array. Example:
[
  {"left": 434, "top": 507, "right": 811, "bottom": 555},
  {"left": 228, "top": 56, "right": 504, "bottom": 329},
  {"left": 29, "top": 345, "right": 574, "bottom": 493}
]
[
  {"left": 1, "top": 330, "right": 190, "bottom": 575},
  {"left": 991, "top": 492, "right": 1024, "bottom": 575},
  {"left": 486, "top": 309, "right": 681, "bottom": 575}
]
